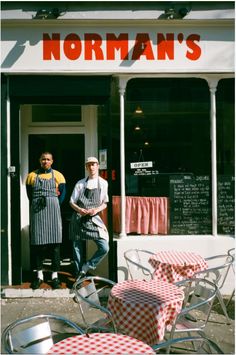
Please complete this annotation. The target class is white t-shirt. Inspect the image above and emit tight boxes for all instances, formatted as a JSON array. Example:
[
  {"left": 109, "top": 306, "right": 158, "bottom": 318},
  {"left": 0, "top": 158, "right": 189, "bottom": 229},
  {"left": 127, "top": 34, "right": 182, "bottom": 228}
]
[
  {"left": 70, "top": 176, "right": 109, "bottom": 240},
  {"left": 70, "top": 176, "right": 109, "bottom": 205},
  {"left": 86, "top": 177, "right": 99, "bottom": 189}
]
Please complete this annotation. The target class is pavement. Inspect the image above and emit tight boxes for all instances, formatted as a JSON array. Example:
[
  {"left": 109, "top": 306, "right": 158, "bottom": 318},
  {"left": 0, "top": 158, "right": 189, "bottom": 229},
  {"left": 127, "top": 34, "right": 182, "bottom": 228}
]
[{"left": 1, "top": 270, "right": 235, "bottom": 354}]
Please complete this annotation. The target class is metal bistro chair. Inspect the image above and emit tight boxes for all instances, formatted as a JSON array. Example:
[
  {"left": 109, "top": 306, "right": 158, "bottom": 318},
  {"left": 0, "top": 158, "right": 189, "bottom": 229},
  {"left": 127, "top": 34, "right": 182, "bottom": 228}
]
[
  {"left": 124, "top": 248, "right": 155, "bottom": 280},
  {"left": 165, "top": 278, "right": 218, "bottom": 353},
  {"left": 152, "top": 335, "right": 224, "bottom": 354},
  {"left": 226, "top": 248, "right": 235, "bottom": 308},
  {"left": 1, "top": 313, "right": 84, "bottom": 354},
  {"left": 72, "top": 276, "right": 117, "bottom": 333},
  {"left": 194, "top": 253, "right": 234, "bottom": 324}
]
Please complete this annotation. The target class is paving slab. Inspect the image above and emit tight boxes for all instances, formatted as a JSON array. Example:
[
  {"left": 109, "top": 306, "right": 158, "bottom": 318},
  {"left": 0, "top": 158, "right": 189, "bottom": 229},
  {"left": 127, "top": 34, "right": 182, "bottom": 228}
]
[{"left": 1, "top": 295, "right": 234, "bottom": 354}]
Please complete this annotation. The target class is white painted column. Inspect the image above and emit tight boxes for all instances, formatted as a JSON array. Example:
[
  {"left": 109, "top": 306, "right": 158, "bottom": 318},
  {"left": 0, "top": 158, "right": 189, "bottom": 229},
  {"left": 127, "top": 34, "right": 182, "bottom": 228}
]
[
  {"left": 208, "top": 78, "right": 219, "bottom": 236},
  {"left": 6, "top": 77, "right": 12, "bottom": 284},
  {"left": 119, "top": 78, "right": 128, "bottom": 238}
]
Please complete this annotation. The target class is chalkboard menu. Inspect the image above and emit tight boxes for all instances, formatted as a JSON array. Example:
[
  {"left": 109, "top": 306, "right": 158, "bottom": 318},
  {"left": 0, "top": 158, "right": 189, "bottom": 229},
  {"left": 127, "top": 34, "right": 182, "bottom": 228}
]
[
  {"left": 217, "top": 175, "right": 235, "bottom": 234},
  {"left": 170, "top": 175, "right": 212, "bottom": 234}
]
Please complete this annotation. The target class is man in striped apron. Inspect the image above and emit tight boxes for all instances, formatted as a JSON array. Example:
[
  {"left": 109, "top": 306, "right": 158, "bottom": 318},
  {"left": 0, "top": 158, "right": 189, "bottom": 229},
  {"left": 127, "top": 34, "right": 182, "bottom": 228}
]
[
  {"left": 69, "top": 157, "right": 109, "bottom": 279},
  {"left": 26, "top": 152, "right": 66, "bottom": 289}
]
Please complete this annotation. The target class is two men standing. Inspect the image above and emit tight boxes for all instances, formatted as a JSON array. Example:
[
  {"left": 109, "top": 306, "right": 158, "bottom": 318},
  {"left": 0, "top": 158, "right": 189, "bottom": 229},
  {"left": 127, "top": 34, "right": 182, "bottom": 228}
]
[{"left": 26, "top": 153, "right": 109, "bottom": 288}]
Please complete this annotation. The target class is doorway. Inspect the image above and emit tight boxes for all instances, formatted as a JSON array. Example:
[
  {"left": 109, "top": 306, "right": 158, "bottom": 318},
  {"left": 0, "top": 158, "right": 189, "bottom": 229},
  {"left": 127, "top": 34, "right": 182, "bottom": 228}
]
[
  {"left": 6, "top": 75, "right": 111, "bottom": 285},
  {"left": 20, "top": 103, "right": 98, "bottom": 282}
]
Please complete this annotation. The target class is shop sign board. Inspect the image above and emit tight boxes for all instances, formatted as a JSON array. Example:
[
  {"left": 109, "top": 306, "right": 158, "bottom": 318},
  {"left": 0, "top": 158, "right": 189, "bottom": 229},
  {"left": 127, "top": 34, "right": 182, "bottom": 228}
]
[{"left": 1, "top": 25, "right": 234, "bottom": 73}]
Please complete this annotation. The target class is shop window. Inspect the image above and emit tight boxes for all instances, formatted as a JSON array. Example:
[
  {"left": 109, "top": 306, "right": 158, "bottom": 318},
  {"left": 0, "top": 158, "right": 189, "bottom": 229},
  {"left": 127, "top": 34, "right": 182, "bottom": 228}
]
[
  {"left": 124, "top": 78, "right": 212, "bottom": 235},
  {"left": 126, "top": 78, "right": 211, "bottom": 183},
  {"left": 98, "top": 78, "right": 234, "bottom": 236},
  {"left": 216, "top": 78, "right": 235, "bottom": 235}
]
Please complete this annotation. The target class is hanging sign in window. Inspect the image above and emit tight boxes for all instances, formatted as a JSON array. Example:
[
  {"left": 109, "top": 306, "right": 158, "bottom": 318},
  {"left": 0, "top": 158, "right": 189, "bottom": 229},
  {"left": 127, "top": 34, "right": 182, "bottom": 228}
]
[
  {"left": 130, "top": 161, "right": 159, "bottom": 175},
  {"left": 130, "top": 161, "right": 153, "bottom": 169}
]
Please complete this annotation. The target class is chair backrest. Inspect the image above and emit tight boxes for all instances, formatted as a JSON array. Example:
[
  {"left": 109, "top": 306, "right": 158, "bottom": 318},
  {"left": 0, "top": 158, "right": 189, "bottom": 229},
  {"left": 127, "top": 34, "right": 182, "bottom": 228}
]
[
  {"left": 10, "top": 321, "right": 52, "bottom": 354},
  {"left": 72, "top": 276, "right": 117, "bottom": 333},
  {"left": 152, "top": 336, "right": 224, "bottom": 354},
  {"left": 228, "top": 248, "right": 235, "bottom": 273},
  {"left": 170, "top": 278, "right": 218, "bottom": 336},
  {"left": 195, "top": 254, "right": 234, "bottom": 290},
  {"left": 124, "top": 249, "right": 155, "bottom": 280},
  {"left": 228, "top": 248, "right": 235, "bottom": 258},
  {"left": 1, "top": 314, "right": 84, "bottom": 354}
]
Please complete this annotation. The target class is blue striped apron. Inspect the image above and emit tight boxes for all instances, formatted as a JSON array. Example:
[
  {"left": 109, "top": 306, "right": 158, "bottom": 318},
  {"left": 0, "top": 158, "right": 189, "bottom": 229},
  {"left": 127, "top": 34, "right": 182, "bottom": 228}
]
[
  {"left": 30, "top": 170, "right": 62, "bottom": 245},
  {"left": 69, "top": 178, "right": 102, "bottom": 241}
]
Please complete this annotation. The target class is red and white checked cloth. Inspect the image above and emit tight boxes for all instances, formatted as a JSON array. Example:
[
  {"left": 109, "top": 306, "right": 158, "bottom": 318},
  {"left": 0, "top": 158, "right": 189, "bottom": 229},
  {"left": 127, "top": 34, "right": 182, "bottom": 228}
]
[
  {"left": 149, "top": 251, "right": 208, "bottom": 283},
  {"left": 47, "top": 332, "right": 155, "bottom": 354},
  {"left": 108, "top": 279, "right": 184, "bottom": 346}
]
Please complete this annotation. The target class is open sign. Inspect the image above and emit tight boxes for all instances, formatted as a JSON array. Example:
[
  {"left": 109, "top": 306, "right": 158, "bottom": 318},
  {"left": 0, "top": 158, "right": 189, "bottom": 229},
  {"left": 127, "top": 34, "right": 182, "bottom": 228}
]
[{"left": 130, "top": 161, "right": 153, "bottom": 169}]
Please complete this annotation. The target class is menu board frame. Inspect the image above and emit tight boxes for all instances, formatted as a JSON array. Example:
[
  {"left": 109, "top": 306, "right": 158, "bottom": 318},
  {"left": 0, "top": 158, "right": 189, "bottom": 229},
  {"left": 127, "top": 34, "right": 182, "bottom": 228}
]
[
  {"left": 217, "top": 175, "right": 235, "bottom": 235},
  {"left": 170, "top": 174, "right": 212, "bottom": 235}
]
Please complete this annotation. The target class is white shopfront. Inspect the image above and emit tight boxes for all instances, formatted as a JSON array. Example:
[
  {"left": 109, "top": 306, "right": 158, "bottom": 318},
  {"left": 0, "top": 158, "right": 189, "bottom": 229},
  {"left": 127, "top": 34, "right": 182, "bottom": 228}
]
[{"left": 1, "top": 14, "right": 235, "bottom": 291}]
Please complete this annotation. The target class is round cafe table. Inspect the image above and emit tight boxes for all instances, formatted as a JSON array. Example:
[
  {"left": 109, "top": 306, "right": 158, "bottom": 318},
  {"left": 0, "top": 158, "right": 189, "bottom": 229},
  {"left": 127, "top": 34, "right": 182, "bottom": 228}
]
[
  {"left": 148, "top": 250, "right": 208, "bottom": 283},
  {"left": 47, "top": 332, "right": 155, "bottom": 354},
  {"left": 108, "top": 279, "right": 184, "bottom": 346}
]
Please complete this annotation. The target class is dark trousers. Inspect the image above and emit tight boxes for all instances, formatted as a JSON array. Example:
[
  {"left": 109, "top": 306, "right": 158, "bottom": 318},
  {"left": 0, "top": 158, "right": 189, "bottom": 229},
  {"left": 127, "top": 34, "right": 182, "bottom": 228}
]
[{"left": 32, "top": 243, "right": 61, "bottom": 271}]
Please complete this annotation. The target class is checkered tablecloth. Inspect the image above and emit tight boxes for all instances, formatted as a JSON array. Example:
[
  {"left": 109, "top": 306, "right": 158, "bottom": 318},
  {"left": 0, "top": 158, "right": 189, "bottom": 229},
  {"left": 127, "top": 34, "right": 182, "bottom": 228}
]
[
  {"left": 108, "top": 279, "right": 184, "bottom": 345},
  {"left": 149, "top": 251, "right": 208, "bottom": 283},
  {"left": 47, "top": 332, "right": 155, "bottom": 354}
]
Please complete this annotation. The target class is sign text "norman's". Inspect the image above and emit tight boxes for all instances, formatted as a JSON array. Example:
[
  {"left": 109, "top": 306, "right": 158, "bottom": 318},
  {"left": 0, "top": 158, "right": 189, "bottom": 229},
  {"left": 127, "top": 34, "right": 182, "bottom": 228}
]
[{"left": 43, "top": 32, "right": 201, "bottom": 61}]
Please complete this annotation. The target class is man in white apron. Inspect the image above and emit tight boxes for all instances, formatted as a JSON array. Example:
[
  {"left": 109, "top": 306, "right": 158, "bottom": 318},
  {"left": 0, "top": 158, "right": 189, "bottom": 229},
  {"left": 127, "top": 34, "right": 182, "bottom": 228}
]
[
  {"left": 26, "top": 152, "right": 66, "bottom": 289},
  {"left": 69, "top": 157, "right": 109, "bottom": 279}
]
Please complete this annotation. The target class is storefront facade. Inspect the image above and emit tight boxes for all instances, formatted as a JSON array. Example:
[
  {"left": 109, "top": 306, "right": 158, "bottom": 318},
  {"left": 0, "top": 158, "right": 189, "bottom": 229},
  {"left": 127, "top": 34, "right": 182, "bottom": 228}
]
[{"left": 1, "top": 2, "right": 235, "bottom": 291}]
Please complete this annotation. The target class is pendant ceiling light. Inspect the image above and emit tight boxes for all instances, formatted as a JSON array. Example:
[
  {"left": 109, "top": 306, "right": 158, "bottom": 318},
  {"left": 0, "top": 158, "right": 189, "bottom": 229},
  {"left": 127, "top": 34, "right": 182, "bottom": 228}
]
[{"left": 134, "top": 106, "right": 143, "bottom": 114}]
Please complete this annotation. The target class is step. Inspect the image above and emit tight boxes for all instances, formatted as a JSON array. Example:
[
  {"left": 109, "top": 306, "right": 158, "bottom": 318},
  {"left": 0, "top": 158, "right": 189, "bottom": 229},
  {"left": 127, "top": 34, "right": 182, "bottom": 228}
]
[{"left": 2, "top": 287, "right": 75, "bottom": 298}]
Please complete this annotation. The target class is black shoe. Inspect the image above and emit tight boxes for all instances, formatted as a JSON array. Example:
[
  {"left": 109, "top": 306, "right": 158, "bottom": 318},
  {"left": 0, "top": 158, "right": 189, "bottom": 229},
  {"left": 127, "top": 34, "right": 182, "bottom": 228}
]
[
  {"left": 51, "top": 278, "right": 61, "bottom": 289},
  {"left": 31, "top": 278, "right": 43, "bottom": 290}
]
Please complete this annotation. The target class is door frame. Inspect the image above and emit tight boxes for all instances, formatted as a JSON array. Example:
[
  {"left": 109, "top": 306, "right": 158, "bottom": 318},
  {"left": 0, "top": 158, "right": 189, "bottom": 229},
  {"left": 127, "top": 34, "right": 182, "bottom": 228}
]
[{"left": 20, "top": 104, "right": 98, "bottom": 271}]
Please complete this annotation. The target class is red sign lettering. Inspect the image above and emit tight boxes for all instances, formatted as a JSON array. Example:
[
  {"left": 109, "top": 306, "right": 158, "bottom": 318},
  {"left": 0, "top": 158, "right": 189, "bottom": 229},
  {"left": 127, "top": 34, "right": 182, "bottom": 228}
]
[
  {"left": 132, "top": 33, "right": 155, "bottom": 60},
  {"left": 106, "top": 33, "right": 129, "bottom": 60},
  {"left": 42, "top": 32, "right": 202, "bottom": 62},
  {"left": 64, "top": 34, "right": 82, "bottom": 60},
  {"left": 186, "top": 34, "right": 201, "bottom": 60},
  {"left": 43, "top": 33, "right": 60, "bottom": 60},
  {"left": 157, "top": 33, "right": 174, "bottom": 60},
  {"left": 84, "top": 33, "right": 104, "bottom": 60}
]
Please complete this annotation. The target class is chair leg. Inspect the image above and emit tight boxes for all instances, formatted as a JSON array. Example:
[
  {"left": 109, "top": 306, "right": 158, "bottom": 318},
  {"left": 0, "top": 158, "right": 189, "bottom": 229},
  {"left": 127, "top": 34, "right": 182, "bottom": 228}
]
[
  {"left": 226, "top": 289, "right": 235, "bottom": 308},
  {"left": 165, "top": 344, "right": 171, "bottom": 354},
  {"left": 216, "top": 290, "right": 231, "bottom": 324},
  {"left": 187, "top": 331, "right": 196, "bottom": 351},
  {"left": 164, "top": 332, "right": 203, "bottom": 354}
]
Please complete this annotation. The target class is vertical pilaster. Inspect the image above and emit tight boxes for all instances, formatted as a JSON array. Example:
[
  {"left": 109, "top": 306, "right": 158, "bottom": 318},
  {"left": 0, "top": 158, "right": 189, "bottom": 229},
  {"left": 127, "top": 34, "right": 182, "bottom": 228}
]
[
  {"left": 118, "top": 77, "right": 128, "bottom": 238},
  {"left": 208, "top": 78, "right": 219, "bottom": 236}
]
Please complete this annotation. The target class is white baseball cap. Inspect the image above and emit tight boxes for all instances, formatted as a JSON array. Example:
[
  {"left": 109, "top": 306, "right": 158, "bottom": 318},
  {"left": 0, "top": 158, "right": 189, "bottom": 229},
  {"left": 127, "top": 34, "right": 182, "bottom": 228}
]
[{"left": 85, "top": 156, "right": 99, "bottom": 164}]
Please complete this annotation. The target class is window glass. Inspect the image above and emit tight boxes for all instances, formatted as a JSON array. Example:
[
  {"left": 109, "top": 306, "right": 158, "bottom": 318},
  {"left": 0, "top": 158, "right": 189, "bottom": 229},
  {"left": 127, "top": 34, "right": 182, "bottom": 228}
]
[
  {"left": 32, "top": 105, "right": 81, "bottom": 122},
  {"left": 216, "top": 78, "right": 235, "bottom": 235},
  {"left": 124, "top": 78, "right": 211, "bottom": 235},
  {"left": 98, "top": 79, "right": 121, "bottom": 195},
  {"left": 98, "top": 78, "right": 234, "bottom": 236}
]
